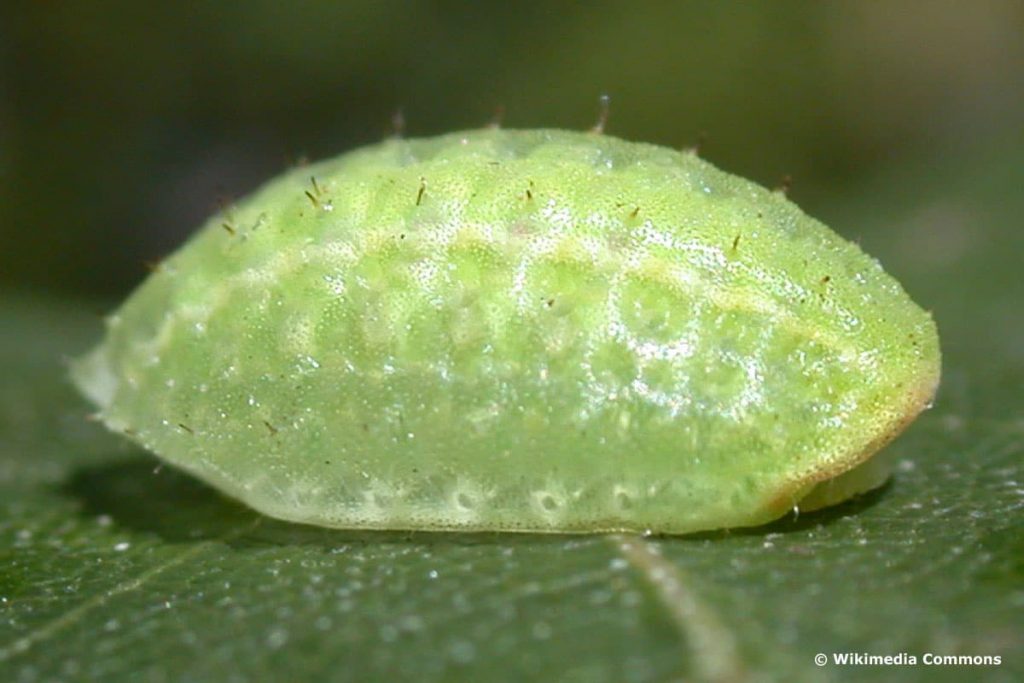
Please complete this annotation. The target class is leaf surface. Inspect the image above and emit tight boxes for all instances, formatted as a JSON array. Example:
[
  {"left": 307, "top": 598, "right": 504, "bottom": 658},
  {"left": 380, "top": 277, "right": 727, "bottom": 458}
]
[{"left": 2, "top": 139, "right": 1022, "bottom": 682}]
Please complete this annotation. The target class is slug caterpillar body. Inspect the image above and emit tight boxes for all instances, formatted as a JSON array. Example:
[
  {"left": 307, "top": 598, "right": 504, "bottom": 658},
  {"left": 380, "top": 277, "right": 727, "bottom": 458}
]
[{"left": 73, "top": 129, "right": 940, "bottom": 534}]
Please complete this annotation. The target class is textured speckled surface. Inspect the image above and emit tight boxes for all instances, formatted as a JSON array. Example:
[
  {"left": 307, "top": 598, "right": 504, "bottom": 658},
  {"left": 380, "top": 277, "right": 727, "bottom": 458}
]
[{"left": 72, "top": 129, "right": 940, "bottom": 533}]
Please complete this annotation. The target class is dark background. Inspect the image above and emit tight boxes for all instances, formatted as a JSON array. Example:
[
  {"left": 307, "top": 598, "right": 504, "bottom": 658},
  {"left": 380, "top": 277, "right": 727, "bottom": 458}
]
[
  {"left": 2, "top": 1, "right": 1022, "bottom": 313},
  {"left": 2, "top": 6, "right": 1022, "bottom": 680}
]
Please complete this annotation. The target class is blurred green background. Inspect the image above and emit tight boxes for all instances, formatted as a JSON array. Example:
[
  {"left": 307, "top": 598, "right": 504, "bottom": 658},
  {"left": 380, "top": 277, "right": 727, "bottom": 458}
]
[
  {"left": 3, "top": 1, "right": 1022, "bottom": 301},
  {"left": 3, "top": 4, "right": 1024, "bottom": 681}
]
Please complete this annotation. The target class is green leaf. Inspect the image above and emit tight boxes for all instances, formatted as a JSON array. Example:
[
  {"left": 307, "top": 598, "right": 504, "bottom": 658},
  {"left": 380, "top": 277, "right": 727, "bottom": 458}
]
[{"left": 2, "top": 136, "right": 1022, "bottom": 682}]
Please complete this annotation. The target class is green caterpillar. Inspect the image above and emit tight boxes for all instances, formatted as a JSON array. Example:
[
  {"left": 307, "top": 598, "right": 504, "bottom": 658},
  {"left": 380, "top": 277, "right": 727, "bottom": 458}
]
[{"left": 72, "top": 128, "right": 940, "bottom": 534}]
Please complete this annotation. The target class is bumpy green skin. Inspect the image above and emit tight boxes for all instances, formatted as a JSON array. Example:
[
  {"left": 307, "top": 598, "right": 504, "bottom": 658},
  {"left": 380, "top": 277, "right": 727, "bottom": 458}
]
[{"left": 73, "top": 129, "right": 940, "bottom": 534}]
